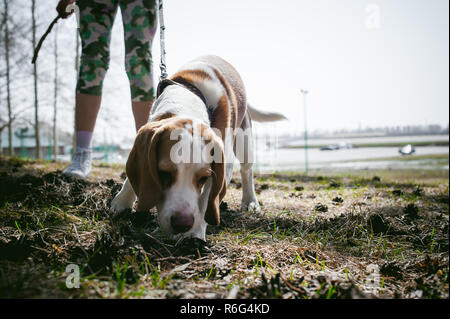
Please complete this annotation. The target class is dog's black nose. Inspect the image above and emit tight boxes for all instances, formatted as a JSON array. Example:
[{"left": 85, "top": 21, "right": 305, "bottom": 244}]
[{"left": 170, "top": 212, "right": 194, "bottom": 233}]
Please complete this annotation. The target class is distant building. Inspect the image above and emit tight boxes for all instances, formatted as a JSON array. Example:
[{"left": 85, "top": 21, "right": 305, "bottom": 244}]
[
  {"left": 0, "top": 122, "right": 127, "bottom": 163},
  {"left": 0, "top": 122, "right": 73, "bottom": 159}
]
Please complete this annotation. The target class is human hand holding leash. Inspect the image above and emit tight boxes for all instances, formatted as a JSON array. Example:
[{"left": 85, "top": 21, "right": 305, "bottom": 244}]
[
  {"left": 56, "top": 0, "right": 76, "bottom": 19},
  {"left": 32, "top": 0, "right": 75, "bottom": 64}
]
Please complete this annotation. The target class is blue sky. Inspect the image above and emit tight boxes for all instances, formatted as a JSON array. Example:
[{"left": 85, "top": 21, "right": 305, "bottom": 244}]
[{"left": 72, "top": 0, "right": 449, "bottom": 141}]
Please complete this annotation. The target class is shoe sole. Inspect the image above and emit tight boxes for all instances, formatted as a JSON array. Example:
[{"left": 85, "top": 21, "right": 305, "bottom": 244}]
[{"left": 62, "top": 170, "right": 88, "bottom": 180}]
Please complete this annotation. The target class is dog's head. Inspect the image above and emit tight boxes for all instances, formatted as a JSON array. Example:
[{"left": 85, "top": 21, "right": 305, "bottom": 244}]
[{"left": 126, "top": 116, "right": 225, "bottom": 240}]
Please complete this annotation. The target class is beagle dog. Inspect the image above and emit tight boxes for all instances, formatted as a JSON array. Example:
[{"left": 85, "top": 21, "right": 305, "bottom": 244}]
[{"left": 110, "top": 55, "right": 286, "bottom": 241}]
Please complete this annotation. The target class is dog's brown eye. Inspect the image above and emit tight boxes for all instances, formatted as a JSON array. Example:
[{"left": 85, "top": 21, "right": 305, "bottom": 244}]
[{"left": 159, "top": 170, "right": 174, "bottom": 188}]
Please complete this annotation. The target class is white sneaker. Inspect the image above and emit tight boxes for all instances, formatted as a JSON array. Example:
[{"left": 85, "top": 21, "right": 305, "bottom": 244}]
[{"left": 62, "top": 147, "right": 92, "bottom": 179}]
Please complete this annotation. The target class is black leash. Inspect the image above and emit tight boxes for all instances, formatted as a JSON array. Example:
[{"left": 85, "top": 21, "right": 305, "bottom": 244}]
[
  {"left": 31, "top": 15, "right": 61, "bottom": 64},
  {"left": 158, "top": 0, "right": 168, "bottom": 81}
]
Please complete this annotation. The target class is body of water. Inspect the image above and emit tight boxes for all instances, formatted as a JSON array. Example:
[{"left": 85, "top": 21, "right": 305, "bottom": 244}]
[
  {"left": 253, "top": 134, "right": 448, "bottom": 171},
  {"left": 255, "top": 146, "right": 449, "bottom": 172},
  {"left": 86, "top": 134, "right": 449, "bottom": 172},
  {"left": 278, "top": 134, "right": 449, "bottom": 147}
]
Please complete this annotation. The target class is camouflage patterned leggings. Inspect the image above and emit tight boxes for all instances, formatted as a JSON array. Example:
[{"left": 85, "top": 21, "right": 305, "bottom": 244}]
[{"left": 76, "top": 0, "right": 157, "bottom": 101}]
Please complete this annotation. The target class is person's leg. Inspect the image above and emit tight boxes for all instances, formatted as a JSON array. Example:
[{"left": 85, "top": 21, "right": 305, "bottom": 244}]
[
  {"left": 63, "top": 0, "right": 119, "bottom": 178},
  {"left": 120, "top": 0, "right": 157, "bottom": 132},
  {"left": 132, "top": 101, "right": 152, "bottom": 131},
  {"left": 75, "top": 0, "right": 119, "bottom": 135},
  {"left": 74, "top": 93, "right": 102, "bottom": 148}
]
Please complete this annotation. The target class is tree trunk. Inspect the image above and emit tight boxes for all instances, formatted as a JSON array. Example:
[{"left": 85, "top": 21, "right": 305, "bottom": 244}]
[
  {"left": 53, "top": 25, "right": 58, "bottom": 160},
  {"left": 3, "top": 0, "right": 13, "bottom": 156},
  {"left": 73, "top": 30, "right": 80, "bottom": 155},
  {"left": 31, "top": 0, "right": 40, "bottom": 159},
  {"left": 0, "top": 125, "right": 6, "bottom": 155}
]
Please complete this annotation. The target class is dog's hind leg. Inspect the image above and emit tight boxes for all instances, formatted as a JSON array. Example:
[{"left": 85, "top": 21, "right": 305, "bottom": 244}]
[
  {"left": 240, "top": 161, "right": 260, "bottom": 212},
  {"left": 235, "top": 112, "right": 260, "bottom": 212}
]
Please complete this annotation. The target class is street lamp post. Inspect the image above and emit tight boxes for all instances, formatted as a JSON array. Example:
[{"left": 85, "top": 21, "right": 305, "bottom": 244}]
[{"left": 300, "top": 89, "right": 309, "bottom": 175}]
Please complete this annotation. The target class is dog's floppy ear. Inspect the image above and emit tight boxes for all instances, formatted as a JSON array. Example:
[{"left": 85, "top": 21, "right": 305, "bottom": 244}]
[
  {"left": 126, "top": 122, "right": 165, "bottom": 211},
  {"left": 204, "top": 136, "right": 226, "bottom": 226}
]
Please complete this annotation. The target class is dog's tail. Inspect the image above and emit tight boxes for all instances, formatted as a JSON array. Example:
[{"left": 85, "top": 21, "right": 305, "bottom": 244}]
[{"left": 247, "top": 104, "right": 287, "bottom": 123}]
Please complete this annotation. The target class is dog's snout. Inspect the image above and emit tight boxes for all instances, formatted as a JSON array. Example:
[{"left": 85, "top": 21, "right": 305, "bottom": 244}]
[{"left": 170, "top": 211, "right": 194, "bottom": 233}]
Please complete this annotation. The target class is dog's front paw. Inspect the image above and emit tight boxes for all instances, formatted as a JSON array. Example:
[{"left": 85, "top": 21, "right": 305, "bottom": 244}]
[
  {"left": 241, "top": 200, "right": 261, "bottom": 213},
  {"left": 110, "top": 194, "right": 134, "bottom": 217}
]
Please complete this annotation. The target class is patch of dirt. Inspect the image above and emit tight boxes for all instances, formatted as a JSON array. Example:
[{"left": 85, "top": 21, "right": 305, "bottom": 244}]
[{"left": 0, "top": 156, "right": 448, "bottom": 299}]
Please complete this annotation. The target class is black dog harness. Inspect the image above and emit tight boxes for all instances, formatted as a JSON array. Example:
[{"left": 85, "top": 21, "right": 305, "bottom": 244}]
[{"left": 156, "top": 78, "right": 215, "bottom": 125}]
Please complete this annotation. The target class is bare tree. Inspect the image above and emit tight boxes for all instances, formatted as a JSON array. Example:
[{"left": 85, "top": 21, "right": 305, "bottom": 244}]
[
  {"left": 52, "top": 25, "right": 59, "bottom": 160},
  {"left": 1, "top": 1, "right": 132, "bottom": 160},
  {"left": 0, "top": 121, "right": 7, "bottom": 155},
  {"left": 2, "top": 0, "right": 13, "bottom": 155},
  {"left": 31, "top": 0, "right": 40, "bottom": 159},
  {"left": 1, "top": 1, "right": 84, "bottom": 158}
]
